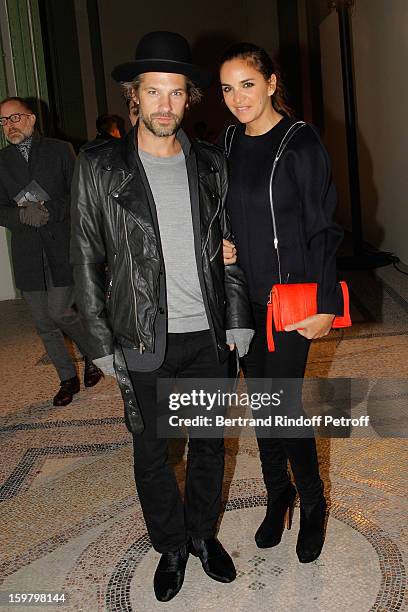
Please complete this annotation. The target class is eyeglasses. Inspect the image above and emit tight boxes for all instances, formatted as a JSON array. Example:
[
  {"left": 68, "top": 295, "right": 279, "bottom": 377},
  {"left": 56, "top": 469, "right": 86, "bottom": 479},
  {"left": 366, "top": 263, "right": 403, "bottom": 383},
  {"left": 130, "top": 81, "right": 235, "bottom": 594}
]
[{"left": 0, "top": 113, "right": 32, "bottom": 126}]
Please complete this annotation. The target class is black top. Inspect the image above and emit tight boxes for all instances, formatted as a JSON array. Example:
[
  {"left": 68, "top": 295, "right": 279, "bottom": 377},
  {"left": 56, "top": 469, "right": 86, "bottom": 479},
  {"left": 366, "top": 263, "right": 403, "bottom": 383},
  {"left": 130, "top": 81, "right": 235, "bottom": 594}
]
[{"left": 225, "top": 116, "right": 295, "bottom": 304}]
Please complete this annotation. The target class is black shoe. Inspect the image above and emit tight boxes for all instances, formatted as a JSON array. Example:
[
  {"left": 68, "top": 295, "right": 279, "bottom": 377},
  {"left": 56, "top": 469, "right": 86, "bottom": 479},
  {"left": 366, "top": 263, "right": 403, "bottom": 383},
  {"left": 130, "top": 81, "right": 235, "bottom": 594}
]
[
  {"left": 255, "top": 482, "right": 297, "bottom": 548},
  {"left": 83, "top": 358, "right": 103, "bottom": 388},
  {"left": 296, "top": 497, "right": 327, "bottom": 563},
  {"left": 53, "top": 375, "right": 80, "bottom": 406},
  {"left": 189, "top": 537, "right": 236, "bottom": 583},
  {"left": 153, "top": 545, "right": 189, "bottom": 602}
]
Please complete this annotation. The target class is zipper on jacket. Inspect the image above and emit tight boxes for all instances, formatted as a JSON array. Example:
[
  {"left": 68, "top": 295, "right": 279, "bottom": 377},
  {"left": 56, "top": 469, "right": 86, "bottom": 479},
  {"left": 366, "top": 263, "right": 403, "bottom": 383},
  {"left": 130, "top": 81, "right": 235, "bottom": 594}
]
[
  {"left": 267, "top": 121, "right": 306, "bottom": 285},
  {"left": 202, "top": 196, "right": 221, "bottom": 257},
  {"left": 106, "top": 253, "right": 117, "bottom": 299},
  {"left": 110, "top": 172, "right": 133, "bottom": 198},
  {"left": 268, "top": 158, "right": 282, "bottom": 284},
  {"left": 125, "top": 209, "right": 160, "bottom": 350},
  {"left": 210, "top": 239, "right": 222, "bottom": 262},
  {"left": 123, "top": 209, "right": 144, "bottom": 353}
]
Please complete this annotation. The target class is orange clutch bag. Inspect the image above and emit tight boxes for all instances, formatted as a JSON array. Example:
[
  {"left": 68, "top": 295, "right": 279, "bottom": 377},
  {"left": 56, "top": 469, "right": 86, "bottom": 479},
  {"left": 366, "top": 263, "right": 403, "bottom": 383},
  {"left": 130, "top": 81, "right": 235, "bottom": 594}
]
[{"left": 266, "top": 281, "right": 352, "bottom": 351}]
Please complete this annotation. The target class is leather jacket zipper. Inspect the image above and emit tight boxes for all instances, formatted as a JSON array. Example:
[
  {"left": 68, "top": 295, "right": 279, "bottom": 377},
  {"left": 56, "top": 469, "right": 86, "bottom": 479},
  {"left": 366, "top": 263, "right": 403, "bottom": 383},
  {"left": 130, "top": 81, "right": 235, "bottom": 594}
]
[
  {"left": 111, "top": 173, "right": 133, "bottom": 198},
  {"left": 106, "top": 253, "right": 117, "bottom": 300},
  {"left": 123, "top": 209, "right": 144, "bottom": 353},
  {"left": 202, "top": 197, "right": 221, "bottom": 257},
  {"left": 210, "top": 239, "right": 222, "bottom": 262}
]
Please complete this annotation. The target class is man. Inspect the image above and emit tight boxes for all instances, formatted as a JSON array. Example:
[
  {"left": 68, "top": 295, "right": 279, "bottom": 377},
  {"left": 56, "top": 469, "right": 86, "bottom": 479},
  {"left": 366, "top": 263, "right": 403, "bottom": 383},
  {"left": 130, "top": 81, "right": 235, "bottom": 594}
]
[
  {"left": 0, "top": 97, "right": 102, "bottom": 405},
  {"left": 70, "top": 31, "right": 253, "bottom": 602}
]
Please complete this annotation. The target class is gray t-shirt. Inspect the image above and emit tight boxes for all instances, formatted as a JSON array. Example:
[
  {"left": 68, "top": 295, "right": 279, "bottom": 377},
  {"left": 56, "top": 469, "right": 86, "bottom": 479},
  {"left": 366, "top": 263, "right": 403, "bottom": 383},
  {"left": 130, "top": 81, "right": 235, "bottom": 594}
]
[{"left": 139, "top": 148, "right": 209, "bottom": 333}]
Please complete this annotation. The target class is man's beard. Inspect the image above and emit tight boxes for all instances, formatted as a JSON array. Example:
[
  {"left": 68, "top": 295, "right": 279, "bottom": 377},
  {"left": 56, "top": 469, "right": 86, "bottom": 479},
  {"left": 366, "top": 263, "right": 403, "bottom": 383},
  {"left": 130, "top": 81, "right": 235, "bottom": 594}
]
[
  {"left": 139, "top": 109, "right": 182, "bottom": 137},
  {"left": 6, "top": 129, "right": 31, "bottom": 145}
]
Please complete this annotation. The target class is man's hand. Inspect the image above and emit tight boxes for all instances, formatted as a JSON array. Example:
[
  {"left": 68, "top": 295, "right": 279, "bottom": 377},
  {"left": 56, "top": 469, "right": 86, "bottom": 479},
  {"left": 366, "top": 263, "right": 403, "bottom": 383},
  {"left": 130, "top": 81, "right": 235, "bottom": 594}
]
[
  {"left": 19, "top": 201, "right": 49, "bottom": 227},
  {"left": 226, "top": 328, "right": 255, "bottom": 357},
  {"left": 93, "top": 354, "right": 115, "bottom": 376},
  {"left": 284, "top": 313, "right": 335, "bottom": 339},
  {"left": 223, "top": 239, "right": 237, "bottom": 265}
]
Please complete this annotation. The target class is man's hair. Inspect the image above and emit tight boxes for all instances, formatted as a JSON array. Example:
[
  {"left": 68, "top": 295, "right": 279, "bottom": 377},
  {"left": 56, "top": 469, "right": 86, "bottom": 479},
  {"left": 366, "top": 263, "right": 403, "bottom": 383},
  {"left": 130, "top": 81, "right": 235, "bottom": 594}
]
[
  {"left": 0, "top": 96, "right": 36, "bottom": 114},
  {"left": 121, "top": 74, "right": 203, "bottom": 106}
]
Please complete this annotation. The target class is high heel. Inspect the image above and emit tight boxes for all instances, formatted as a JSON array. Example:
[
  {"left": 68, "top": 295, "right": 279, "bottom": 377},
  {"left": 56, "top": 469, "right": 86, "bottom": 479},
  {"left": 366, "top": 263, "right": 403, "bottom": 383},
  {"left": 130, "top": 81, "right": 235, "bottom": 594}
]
[
  {"left": 296, "top": 497, "right": 327, "bottom": 563},
  {"left": 255, "top": 482, "right": 297, "bottom": 548},
  {"left": 285, "top": 498, "right": 295, "bottom": 530}
]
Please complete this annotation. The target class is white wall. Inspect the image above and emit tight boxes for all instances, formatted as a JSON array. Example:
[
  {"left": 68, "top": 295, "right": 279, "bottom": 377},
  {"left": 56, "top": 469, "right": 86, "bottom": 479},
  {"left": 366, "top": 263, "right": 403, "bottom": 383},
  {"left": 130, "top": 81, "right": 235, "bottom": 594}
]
[
  {"left": 0, "top": 228, "right": 16, "bottom": 300},
  {"left": 320, "top": 0, "right": 408, "bottom": 263}
]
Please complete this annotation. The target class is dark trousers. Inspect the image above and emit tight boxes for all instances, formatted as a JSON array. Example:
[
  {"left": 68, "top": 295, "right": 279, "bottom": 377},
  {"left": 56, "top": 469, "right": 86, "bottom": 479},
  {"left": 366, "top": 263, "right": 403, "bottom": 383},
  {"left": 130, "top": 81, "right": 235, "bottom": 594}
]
[
  {"left": 129, "top": 330, "right": 230, "bottom": 553},
  {"left": 22, "top": 255, "right": 89, "bottom": 381},
  {"left": 242, "top": 303, "right": 322, "bottom": 506}
]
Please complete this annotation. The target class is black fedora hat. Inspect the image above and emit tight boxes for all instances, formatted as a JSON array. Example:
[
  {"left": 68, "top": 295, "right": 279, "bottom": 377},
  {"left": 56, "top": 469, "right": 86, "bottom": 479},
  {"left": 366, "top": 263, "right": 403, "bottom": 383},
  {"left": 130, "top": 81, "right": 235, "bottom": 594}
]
[{"left": 111, "top": 31, "right": 212, "bottom": 88}]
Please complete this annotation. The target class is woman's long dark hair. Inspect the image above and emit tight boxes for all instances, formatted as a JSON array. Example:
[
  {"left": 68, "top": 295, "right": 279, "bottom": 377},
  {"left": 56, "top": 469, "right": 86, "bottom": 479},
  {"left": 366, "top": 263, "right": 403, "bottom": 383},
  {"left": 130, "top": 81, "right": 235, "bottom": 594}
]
[{"left": 220, "top": 42, "right": 294, "bottom": 117}]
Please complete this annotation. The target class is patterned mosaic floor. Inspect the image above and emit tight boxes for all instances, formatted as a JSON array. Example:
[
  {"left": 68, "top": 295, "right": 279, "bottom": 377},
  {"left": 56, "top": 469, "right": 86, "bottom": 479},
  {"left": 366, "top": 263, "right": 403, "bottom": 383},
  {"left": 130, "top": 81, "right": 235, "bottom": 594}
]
[{"left": 0, "top": 264, "right": 407, "bottom": 611}]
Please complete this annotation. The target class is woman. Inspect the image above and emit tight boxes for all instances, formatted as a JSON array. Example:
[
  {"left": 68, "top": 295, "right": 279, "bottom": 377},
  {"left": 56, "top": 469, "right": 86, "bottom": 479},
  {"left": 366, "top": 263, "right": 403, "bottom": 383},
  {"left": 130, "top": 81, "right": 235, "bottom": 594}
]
[{"left": 219, "top": 43, "right": 343, "bottom": 563}]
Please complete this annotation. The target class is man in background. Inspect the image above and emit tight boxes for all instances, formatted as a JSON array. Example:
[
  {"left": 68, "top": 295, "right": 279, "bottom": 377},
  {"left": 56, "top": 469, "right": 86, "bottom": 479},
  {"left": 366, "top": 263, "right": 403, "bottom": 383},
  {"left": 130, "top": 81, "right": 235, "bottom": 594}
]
[
  {"left": 0, "top": 97, "right": 102, "bottom": 405},
  {"left": 95, "top": 113, "right": 124, "bottom": 140}
]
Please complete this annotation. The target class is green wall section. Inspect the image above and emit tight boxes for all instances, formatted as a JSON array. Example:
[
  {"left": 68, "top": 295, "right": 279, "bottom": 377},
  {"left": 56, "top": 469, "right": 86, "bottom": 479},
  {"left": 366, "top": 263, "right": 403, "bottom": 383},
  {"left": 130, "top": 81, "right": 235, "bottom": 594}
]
[
  {"left": 0, "top": 32, "right": 7, "bottom": 149},
  {"left": 1, "top": 0, "right": 88, "bottom": 148},
  {"left": 0, "top": 0, "right": 49, "bottom": 145}
]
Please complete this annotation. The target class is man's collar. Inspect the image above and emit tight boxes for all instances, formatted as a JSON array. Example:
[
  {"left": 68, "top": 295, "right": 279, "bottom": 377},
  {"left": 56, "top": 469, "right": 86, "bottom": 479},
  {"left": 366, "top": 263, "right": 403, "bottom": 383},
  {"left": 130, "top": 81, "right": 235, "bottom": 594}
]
[{"left": 175, "top": 127, "right": 192, "bottom": 157}]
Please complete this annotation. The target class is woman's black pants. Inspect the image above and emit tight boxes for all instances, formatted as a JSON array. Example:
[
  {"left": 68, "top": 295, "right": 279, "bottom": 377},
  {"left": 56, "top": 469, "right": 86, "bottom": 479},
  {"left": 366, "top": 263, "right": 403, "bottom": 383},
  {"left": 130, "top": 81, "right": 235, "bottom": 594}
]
[{"left": 242, "top": 303, "right": 323, "bottom": 505}]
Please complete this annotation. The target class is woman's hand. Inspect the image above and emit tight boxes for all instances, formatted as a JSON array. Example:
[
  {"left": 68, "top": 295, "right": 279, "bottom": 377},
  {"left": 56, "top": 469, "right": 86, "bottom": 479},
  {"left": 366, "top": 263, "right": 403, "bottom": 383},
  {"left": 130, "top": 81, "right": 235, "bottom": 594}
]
[
  {"left": 284, "top": 313, "right": 335, "bottom": 339},
  {"left": 223, "top": 239, "right": 237, "bottom": 265}
]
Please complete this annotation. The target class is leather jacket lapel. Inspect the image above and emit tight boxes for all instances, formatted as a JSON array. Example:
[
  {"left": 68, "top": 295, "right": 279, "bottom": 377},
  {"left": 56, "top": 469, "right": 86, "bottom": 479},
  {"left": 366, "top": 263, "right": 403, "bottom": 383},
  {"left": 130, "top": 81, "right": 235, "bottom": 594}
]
[{"left": 109, "top": 129, "right": 157, "bottom": 240}]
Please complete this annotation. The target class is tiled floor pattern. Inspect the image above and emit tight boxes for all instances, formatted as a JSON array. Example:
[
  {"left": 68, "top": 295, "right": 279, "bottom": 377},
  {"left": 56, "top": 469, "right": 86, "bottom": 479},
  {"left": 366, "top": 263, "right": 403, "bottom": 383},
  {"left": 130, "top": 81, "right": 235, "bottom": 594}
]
[{"left": 0, "top": 264, "right": 407, "bottom": 611}]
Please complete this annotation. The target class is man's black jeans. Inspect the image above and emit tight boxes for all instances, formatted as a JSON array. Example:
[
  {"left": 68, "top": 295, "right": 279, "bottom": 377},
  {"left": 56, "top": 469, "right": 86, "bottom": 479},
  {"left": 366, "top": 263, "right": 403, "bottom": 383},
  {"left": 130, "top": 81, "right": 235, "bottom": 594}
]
[{"left": 129, "top": 330, "right": 230, "bottom": 553}]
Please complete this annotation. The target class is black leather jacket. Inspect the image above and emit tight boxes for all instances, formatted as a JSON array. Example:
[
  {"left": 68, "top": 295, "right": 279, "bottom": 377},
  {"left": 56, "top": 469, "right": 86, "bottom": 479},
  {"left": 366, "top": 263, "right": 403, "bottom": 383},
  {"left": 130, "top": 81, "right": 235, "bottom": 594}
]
[{"left": 70, "top": 127, "right": 252, "bottom": 430}]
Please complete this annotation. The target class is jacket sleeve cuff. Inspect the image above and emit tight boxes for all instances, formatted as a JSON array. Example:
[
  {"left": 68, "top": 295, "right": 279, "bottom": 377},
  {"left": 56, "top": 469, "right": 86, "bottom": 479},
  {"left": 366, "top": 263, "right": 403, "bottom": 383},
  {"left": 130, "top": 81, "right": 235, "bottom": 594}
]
[{"left": 317, "top": 283, "right": 344, "bottom": 316}]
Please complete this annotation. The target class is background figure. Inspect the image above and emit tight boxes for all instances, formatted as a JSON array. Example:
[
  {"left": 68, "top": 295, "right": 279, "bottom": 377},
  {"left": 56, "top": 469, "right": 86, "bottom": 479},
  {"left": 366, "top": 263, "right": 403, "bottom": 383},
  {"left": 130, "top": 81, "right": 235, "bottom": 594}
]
[
  {"left": 219, "top": 43, "right": 344, "bottom": 564},
  {"left": 96, "top": 113, "right": 125, "bottom": 140},
  {"left": 0, "top": 96, "right": 102, "bottom": 406}
]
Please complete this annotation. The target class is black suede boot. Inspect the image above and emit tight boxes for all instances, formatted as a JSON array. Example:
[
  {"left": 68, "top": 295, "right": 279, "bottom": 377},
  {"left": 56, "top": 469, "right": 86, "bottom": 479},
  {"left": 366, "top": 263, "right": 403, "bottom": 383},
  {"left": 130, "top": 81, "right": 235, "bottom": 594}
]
[
  {"left": 153, "top": 544, "right": 189, "bottom": 602},
  {"left": 255, "top": 482, "right": 297, "bottom": 548},
  {"left": 296, "top": 497, "right": 327, "bottom": 563},
  {"left": 189, "top": 537, "right": 236, "bottom": 583}
]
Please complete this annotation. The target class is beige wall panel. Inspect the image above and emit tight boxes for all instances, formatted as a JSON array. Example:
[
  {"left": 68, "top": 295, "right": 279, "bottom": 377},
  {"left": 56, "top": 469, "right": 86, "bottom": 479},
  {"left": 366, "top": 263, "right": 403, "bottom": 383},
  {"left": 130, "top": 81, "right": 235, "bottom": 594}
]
[
  {"left": 352, "top": 0, "right": 408, "bottom": 263},
  {"left": 321, "top": 0, "right": 408, "bottom": 263}
]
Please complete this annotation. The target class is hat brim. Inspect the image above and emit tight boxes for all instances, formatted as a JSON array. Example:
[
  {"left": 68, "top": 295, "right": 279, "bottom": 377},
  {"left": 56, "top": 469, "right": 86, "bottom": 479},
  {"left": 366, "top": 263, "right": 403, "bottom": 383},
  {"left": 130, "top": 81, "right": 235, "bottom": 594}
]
[{"left": 111, "top": 58, "right": 212, "bottom": 89}]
